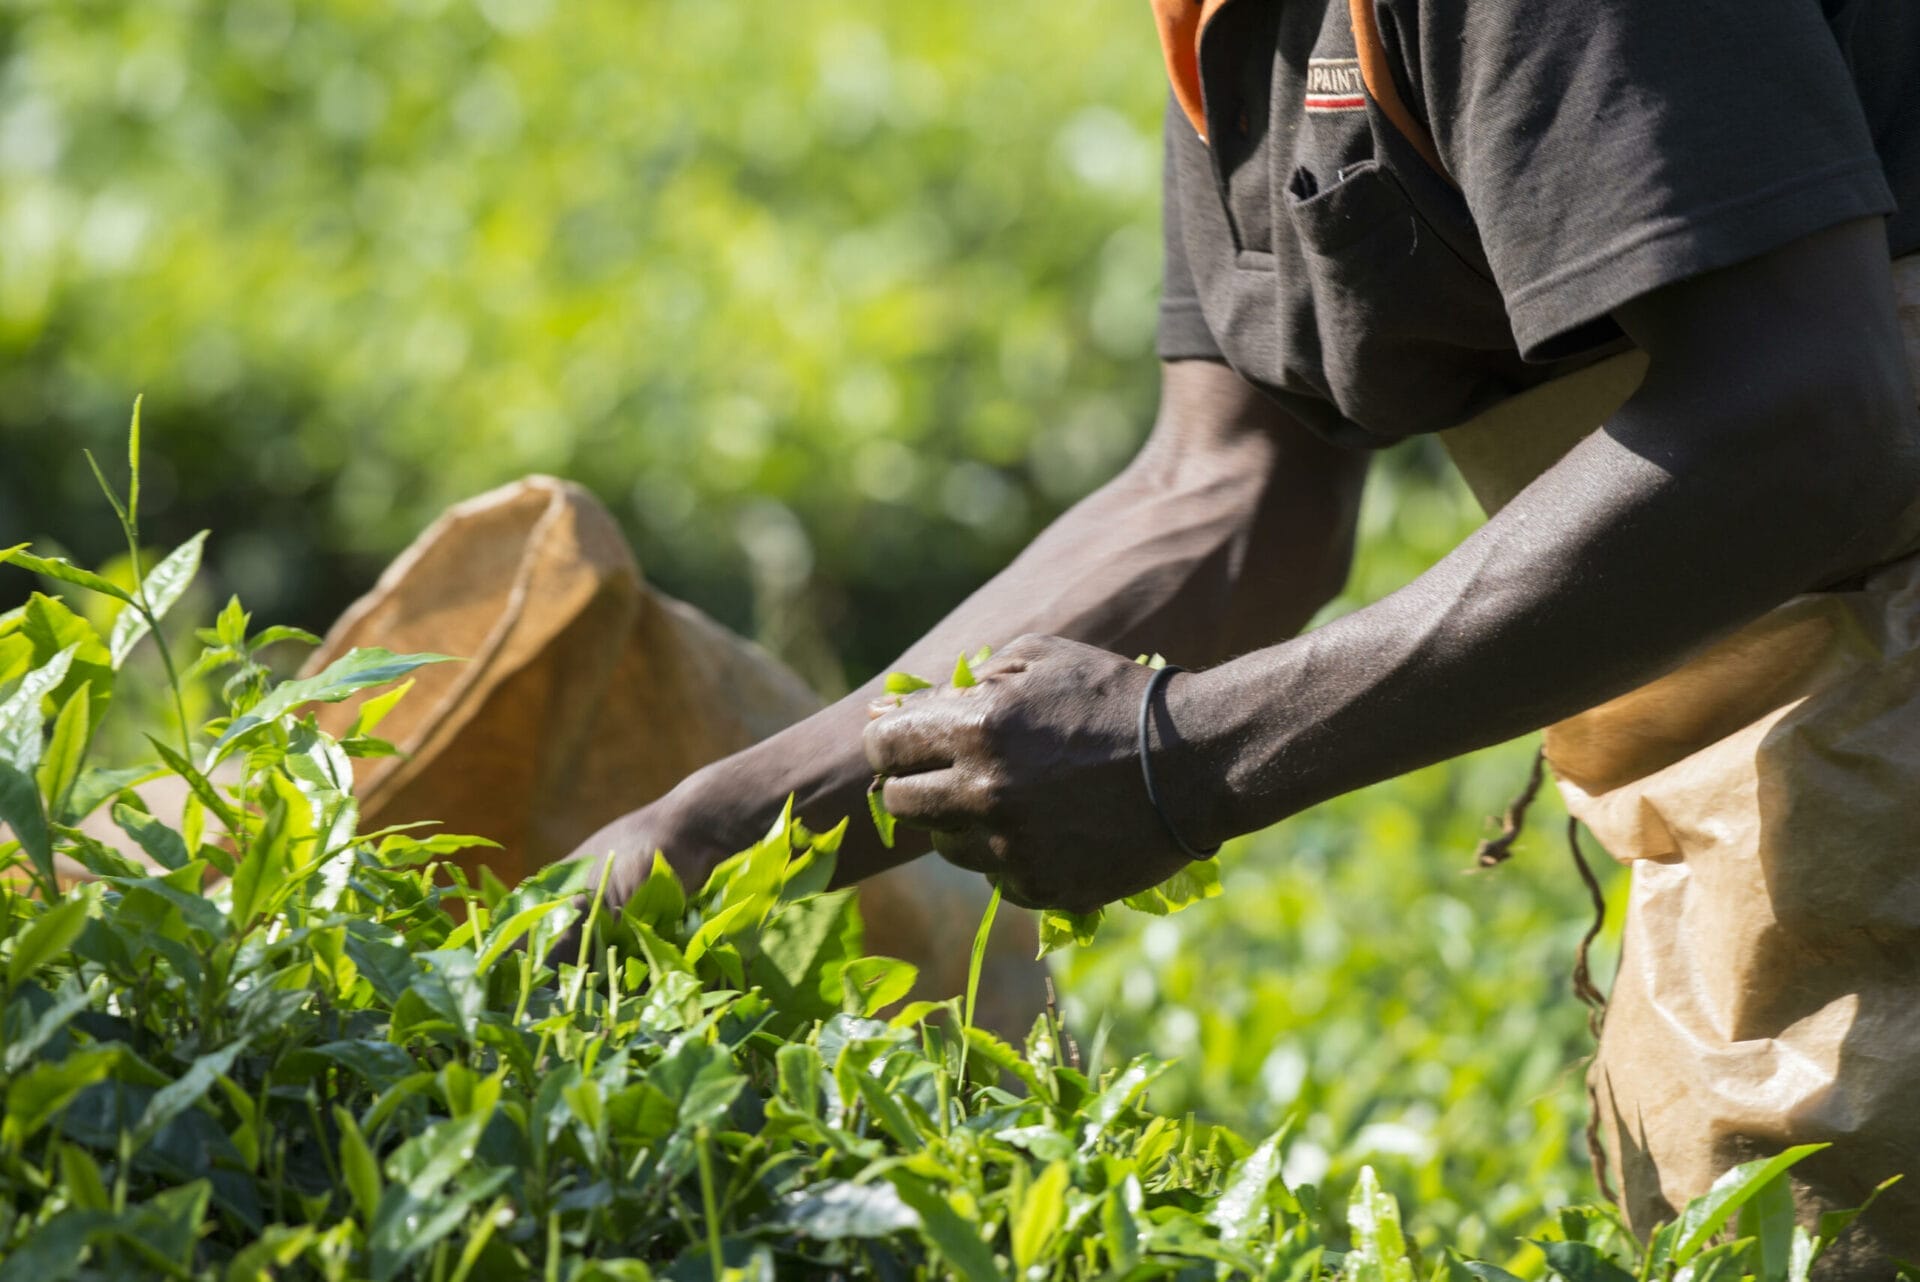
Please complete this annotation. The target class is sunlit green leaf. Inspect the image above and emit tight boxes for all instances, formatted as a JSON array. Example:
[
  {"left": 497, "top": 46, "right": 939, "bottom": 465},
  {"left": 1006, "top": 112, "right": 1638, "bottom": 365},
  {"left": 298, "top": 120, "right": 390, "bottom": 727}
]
[
  {"left": 107, "top": 531, "right": 207, "bottom": 666},
  {"left": 210, "top": 647, "right": 457, "bottom": 759}
]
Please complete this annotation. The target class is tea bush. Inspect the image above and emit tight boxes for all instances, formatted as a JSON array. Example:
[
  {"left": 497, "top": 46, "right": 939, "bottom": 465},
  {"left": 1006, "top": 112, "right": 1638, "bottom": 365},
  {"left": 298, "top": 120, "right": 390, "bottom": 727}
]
[{"left": 0, "top": 418, "right": 1887, "bottom": 1279}]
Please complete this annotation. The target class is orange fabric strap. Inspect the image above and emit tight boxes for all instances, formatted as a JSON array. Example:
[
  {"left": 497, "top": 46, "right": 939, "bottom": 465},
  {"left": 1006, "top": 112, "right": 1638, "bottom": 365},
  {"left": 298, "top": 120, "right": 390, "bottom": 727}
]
[
  {"left": 1150, "top": 0, "right": 1453, "bottom": 184},
  {"left": 1150, "top": 0, "right": 1234, "bottom": 141},
  {"left": 1346, "top": 0, "right": 1451, "bottom": 181}
]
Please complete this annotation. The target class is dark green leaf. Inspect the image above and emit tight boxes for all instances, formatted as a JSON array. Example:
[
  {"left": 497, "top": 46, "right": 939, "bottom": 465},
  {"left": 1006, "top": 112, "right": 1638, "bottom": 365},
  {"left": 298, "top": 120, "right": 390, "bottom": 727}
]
[
  {"left": 132, "top": 1039, "right": 249, "bottom": 1147},
  {"left": 111, "top": 803, "right": 190, "bottom": 871},
  {"left": 3, "top": 977, "right": 100, "bottom": 1074},
  {"left": 0, "top": 1207, "right": 114, "bottom": 1282},
  {"left": 1536, "top": 1241, "right": 1637, "bottom": 1282},
  {"left": 0, "top": 763, "right": 52, "bottom": 879}
]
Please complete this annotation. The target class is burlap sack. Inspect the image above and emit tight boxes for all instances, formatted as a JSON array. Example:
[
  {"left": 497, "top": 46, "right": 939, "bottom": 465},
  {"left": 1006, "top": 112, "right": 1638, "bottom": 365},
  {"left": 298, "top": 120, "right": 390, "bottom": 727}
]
[
  {"left": 302, "top": 476, "right": 1048, "bottom": 1041},
  {"left": 1442, "top": 256, "right": 1920, "bottom": 1262}
]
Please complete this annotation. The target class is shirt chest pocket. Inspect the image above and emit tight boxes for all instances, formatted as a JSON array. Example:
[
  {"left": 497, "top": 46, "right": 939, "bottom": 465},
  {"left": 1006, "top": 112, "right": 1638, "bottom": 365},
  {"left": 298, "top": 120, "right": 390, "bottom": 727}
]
[{"left": 1283, "top": 152, "right": 1535, "bottom": 439}]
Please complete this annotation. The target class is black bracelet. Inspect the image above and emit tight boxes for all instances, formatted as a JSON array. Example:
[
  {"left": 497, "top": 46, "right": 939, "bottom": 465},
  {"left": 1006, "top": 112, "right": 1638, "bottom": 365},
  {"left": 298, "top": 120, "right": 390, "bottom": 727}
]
[{"left": 1137, "top": 664, "right": 1221, "bottom": 860}]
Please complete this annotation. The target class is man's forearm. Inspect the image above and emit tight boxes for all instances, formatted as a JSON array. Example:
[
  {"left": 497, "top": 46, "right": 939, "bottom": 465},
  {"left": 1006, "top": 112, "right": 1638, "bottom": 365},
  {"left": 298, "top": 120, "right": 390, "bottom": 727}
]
[
  {"left": 1169, "top": 221, "right": 1920, "bottom": 845},
  {"left": 668, "top": 361, "right": 1367, "bottom": 880}
]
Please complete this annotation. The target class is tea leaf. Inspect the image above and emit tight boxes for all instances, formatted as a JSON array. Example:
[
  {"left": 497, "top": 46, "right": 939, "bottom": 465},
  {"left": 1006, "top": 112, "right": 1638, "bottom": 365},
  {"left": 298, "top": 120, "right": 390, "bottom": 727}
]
[
  {"left": 775, "top": 1180, "right": 919, "bottom": 1240},
  {"left": 334, "top": 1105, "right": 384, "bottom": 1222},
  {"left": 6, "top": 889, "right": 92, "bottom": 992},
  {"left": 866, "top": 777, "right": 897, "bottom": 848},
  {"left": 108, "top": 531, "right": 208, "bottom": 666},
  {"left": 1672, "top": 1144, "right": 1825, "bottom": 1260},
  {"left": 1036, "top": 908, "right": 1102, "bottom": 956},
  {"left": 35, "top": 687, "right": 90, "bottom": 816},
  {"left": 0, "top": 764, "right": 51, "bottom": 878},
  {"left": 1344, "top": 1166, "right": 1415, "bottom": 1282},
  {"left": 146, "top": 737, "right": 242, "bottom": 832},
  {"left": 0, "top": 1206, "right": 114, "bottom": 1282},
  {"left": 230, "top": 778, "right": 301, "bottom": 927},
  {"left": 1012, "top": 1160, "right": 1070, "bottom": 1270},
  {"left": 2, "top": 977, "right": 102, "bottom": 1074},
  {"left": 841, "top": 954, "right": 917, "bottom": 1016},
  {"left": 351, "top": 677, "right": 416, "bottom": 737},
  {"left": 133, "top": 1039, "right": 249, "bottom": 1148},
  {"left": 0, "top": 645, "right": 76, "bottom": 771},
  {"left": 890, "top": 1173, "right": 1002, "bottom": 1282},
  {"left": 1210, "top": 1125, "right": 1291, "bottom": 1247},
  {"left": 5, "top": 1047, "right": 123, "bottom": 1143},
  {"left": 1535, "top": 1241, "right": 1636, "bottom": 1282},
  {"left": 4, "top": 552, "right": 132, "bottom": 605},
  {"left": 210, "top": 647, "right": 457, "bottom": 760},
  {"left": 247, "top": 625, "right": 324, "bottom": 651},
  {"left": 126, "top": 394, "right": 143, "bottom": 525},
  {"left": 64, "top": 764, "right": 161, "bottom": 824}
]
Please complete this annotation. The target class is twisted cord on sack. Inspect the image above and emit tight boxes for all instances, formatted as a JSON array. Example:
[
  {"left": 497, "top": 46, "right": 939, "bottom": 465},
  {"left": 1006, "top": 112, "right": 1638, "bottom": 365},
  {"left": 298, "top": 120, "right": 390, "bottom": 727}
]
[{"left": 1473, "top": 744, "right": 1616, "bottom": 1204}]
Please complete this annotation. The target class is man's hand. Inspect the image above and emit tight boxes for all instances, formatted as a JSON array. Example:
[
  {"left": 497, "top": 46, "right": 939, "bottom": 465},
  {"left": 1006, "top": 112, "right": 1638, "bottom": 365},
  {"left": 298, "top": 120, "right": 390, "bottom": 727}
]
[
  {"left": 562, "top": 791, "right": 734, "bottom": 925},
  {"left": 863, "top": 635, "right": 1206, "bottom": 913}
]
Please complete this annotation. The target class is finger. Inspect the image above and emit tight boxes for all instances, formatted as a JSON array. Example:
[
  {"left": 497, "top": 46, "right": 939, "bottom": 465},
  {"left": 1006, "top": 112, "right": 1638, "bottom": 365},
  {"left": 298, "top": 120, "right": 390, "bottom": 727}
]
[
  {"left": 929, "top": 826, "right": 1002, "bottom": 876},
  {"left": 863, "top": 702, "right": 961, "bottom": 775},
  {"left": 882, "top": 769, "right": 987, "bottom": 831},
  {"left": 994, "top": 878, "right": 1047, "bottom": 911}
]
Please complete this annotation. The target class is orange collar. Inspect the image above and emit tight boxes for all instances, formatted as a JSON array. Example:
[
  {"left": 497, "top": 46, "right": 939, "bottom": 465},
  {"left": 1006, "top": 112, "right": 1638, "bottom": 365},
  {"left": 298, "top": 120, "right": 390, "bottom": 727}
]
[{"left": 1150, "top": 0, "right": 1237, "bottom": 141}]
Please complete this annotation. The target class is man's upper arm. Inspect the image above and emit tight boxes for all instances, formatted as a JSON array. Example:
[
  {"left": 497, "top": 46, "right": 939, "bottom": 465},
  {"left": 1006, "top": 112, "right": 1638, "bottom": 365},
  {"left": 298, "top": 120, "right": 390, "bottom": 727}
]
[
  {"left": 1407, "top": 0, "right": 1899, "bottom": 362},
  {"left": 1605, "top": 217, "right": 1920, "bottom": 575}
]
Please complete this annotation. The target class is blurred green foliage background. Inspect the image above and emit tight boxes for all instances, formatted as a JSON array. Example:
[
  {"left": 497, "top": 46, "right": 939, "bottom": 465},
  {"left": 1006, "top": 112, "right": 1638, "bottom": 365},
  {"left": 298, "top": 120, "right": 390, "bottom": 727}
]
[
  {"left": 0, "top": 0, "right": 1172, "bottom": 690},
  {"left": 0, "top": 0, "right": 1620, "bottom": 1260}
]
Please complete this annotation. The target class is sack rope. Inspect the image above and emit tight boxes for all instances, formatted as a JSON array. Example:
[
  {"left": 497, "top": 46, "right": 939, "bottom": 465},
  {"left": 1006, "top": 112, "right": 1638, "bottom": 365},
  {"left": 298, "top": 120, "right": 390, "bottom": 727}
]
[{"left": 1473, "top": 744, "right": 1617, "bottom": 1203}]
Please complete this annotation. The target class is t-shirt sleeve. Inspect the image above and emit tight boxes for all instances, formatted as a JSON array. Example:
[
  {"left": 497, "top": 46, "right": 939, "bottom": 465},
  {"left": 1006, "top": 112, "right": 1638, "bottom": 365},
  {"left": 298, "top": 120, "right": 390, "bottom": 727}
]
[
  {"left": 1403, "top": 0, "right": 1898, "bottom": 359},
  {"left": 1157, "top": 101, "right": 1226, "bottom": 363}
]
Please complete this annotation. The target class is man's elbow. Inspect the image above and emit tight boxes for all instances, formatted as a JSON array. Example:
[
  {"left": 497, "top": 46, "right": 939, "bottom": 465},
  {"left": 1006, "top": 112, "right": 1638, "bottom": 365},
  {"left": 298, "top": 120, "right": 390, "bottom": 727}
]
[{"left": 1739, "top": 350, "right": 1920, "bottom": 575}]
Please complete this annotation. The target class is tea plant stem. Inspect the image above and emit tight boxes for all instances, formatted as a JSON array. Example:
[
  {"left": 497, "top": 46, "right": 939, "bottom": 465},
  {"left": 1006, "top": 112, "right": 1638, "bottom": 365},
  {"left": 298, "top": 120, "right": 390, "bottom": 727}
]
[
  {"left": 543, "top": 1211, "right": 561, "bottom": 1282},
  {"left": 115, "top": 512, "right": 191, "bottom": 761},
  {"left": 564, "top": 857, "right": 615, "bottom": 1018},
  {"left": 696, "top": 1125, "right": 725, "bottom": 1282}
]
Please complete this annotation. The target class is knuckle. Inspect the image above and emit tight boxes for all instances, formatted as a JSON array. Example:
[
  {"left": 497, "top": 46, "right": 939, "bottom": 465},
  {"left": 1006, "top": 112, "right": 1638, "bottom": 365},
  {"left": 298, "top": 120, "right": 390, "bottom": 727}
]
[
  {"left": 974, "top": 771, "right": 1014, "bottom": 823},
  {"left": 1003, "top": 632, "right": 1047, "bottom": 659}
]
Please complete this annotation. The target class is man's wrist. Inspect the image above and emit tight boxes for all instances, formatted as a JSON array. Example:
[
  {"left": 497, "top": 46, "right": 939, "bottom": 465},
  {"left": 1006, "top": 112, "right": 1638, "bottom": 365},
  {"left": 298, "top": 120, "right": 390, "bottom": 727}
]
[{"left": 1157, "top": 667, "right": 1252, "bottom": 854}]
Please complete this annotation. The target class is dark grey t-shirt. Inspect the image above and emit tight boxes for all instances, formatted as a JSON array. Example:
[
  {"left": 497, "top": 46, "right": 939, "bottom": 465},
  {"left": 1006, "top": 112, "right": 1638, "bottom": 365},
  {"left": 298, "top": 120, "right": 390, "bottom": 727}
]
[{"left": 1158, "top": 0, "right": 1920, "bottom": 449}]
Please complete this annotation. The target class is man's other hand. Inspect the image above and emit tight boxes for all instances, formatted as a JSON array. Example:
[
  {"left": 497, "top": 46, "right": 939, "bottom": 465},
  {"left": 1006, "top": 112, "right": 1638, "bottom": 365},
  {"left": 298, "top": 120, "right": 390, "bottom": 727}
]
[
  {"left": 551, "top": 793, "right": 734, "bottom": 962},
  {"left": 863, "top": 634, "right": 1211, "bottom": 913}
]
